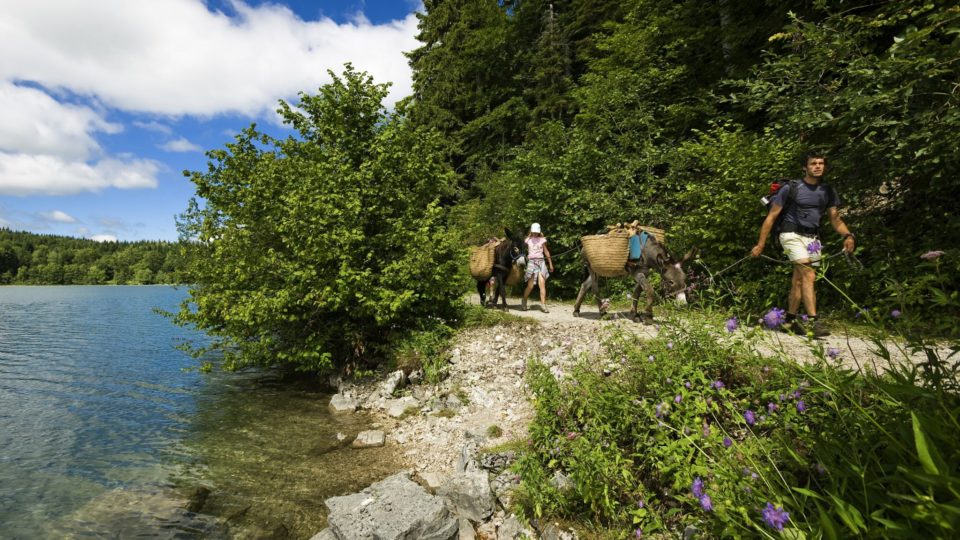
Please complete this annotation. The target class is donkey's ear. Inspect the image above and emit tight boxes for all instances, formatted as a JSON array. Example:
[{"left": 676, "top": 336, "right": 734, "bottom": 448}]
[
  {"left": 504, "top": 227, "right": 514, "bottom": 239},
  {"left": 679, "top": 247, "right": 699, "bottom": 266}
]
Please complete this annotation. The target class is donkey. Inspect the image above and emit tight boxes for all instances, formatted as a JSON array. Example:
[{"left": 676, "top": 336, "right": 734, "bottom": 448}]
[
  {"left": 475, "top": 229, "right": 526, "bottom": 310},
  {"left": 573, "top": 235, "right": 697, "bottom": 323}
]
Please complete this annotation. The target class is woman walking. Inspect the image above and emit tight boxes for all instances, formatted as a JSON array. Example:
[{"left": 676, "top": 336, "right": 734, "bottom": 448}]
[{"left": 522, "top": 223, "right": 554, "bottom": 313}]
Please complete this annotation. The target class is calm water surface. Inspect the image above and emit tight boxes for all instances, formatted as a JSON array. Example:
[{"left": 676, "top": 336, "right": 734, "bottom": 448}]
[{"left": 0, "top": 286, "right": 397, "bottom": 539}]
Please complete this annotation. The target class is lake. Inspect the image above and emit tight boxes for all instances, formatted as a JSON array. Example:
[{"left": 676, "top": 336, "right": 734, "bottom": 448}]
[{"left": 0, "top": 286, "right": 398, "bottom": 539}]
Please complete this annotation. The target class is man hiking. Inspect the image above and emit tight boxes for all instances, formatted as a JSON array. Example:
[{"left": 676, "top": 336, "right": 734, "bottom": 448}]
[{"left": 751, "top": 151, "right": 856, "bottom": 337}]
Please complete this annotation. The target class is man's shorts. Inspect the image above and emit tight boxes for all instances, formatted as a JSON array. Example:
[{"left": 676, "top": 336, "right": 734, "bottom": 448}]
[{"left": 779, "top": 232, "right": 821, "bottom": 266}]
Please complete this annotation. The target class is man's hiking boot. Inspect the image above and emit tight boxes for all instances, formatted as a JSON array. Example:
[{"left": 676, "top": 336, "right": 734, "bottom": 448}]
[
  {"left": 790, "top": 318, "right": 831, "bottom": 338},
  {"left": 521, "top": 298, "right": 528, "bottom": 311},
  {"left": 540, "top": 305, "right": 549, "bottom": 313}
]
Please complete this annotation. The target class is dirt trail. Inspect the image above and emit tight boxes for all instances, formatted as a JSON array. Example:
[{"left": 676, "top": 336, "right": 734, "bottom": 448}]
[{"left": 472, "top": 294, "right": 952, "bottom": 374}]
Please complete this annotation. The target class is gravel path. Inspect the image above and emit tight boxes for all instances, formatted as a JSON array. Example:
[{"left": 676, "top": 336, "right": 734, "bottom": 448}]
[{"left": 349, "top": 296, "right": 954, "bottom": 490}]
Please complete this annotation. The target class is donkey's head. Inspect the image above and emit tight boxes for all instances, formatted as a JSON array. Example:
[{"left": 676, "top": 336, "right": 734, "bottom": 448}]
[
  {"left": 496, "top": 228, "right": 526, "bottom": 267},
  {"left": 652, "top": 243, "right": 699, "bottom": 305}
]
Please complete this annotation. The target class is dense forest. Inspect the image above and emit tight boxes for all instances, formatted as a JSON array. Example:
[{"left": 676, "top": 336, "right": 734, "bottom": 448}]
[
  {"left": 0, "top": 229, "right": 188, "bottom": 285},
  {"left": 177, "top": 0, "right": 958, "bottom": 372}
]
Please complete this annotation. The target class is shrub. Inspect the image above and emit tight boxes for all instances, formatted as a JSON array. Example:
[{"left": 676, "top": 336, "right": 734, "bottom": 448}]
[{"left": 515, "top": 320, "right": 960, "bottom": 537}]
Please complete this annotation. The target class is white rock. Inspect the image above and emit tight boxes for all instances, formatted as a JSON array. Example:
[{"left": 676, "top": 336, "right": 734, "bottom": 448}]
[
  {"left": 387, "top": 396, "right": 420, "bottom": 418},
  {"left": 352, "top": 430, "right": 385, "bottom": 448}
]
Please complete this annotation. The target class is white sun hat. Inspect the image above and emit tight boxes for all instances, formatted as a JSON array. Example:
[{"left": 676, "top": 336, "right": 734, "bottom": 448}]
[{"left": 530, "top": 223, "right": 541, "bottom": 234}]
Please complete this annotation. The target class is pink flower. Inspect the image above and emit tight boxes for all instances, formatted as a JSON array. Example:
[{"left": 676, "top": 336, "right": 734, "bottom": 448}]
[{"left": 920, "top": 250, "right": 945, "bottom": 261}]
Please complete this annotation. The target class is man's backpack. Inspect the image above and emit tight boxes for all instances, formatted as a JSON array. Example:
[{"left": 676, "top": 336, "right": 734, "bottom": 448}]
[
  {"left": 763, "top": 179, "right": 799, "bottom": 246},
  {"left": 762, "top": 179, "right": 836, "bottom": 245}
]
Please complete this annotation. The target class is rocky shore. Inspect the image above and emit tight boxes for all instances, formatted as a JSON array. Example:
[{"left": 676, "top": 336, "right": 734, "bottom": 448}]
[{"left": 312, "top": 319, "right": 623, "bottom": 539}]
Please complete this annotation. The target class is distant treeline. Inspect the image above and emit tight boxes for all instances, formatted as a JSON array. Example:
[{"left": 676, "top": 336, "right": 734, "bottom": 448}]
[{"left": 0, "top": 228, "right": 190, "bottom": 285}]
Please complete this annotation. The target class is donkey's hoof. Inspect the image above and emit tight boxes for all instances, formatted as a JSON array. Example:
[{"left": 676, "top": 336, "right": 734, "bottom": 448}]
[{"left": 572, "top": 310, "right": 580, "bottom": 318}]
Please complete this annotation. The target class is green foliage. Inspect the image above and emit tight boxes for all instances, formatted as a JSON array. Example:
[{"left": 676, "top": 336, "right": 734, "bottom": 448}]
[
  {"left": 175, "top": 67, "right": 467, "bottom": 374},
  {"left": 514, "top": 320, "right": 960, "bottom": 537},
  {"left": 0, "top": 228, "right": 188, "bottom": 285}
]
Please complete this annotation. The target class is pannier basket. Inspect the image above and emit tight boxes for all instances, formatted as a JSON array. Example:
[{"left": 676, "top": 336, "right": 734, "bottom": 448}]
[
  {"left": 581, "top": 231, "right": 631, "bottom": 278},
  {"left": 469, "top": 242, "right": 497, "bottom": 280},
  {"left": 505, "top": 264, "right": 522, "bottom": 286}
]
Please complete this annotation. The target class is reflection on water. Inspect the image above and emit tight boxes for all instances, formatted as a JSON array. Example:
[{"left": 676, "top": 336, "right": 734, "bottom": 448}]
[{"left": 0, "top": 286, "right": 399, "bottom": 539}]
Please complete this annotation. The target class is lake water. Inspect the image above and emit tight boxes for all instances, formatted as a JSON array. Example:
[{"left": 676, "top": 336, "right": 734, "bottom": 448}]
[{"left": 0, "top": 286, "right": 398, "bottom": 539}]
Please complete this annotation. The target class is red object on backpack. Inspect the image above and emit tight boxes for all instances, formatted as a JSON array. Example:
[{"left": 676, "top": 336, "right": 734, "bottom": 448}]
[{"left": 769, "top": 182, "right": 783, "bottom": 195}]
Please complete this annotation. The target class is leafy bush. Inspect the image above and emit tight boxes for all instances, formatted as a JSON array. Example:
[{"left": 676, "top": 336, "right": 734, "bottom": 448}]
[
  {"left": 175, "top": 66, "right": 467, "bottom": 373},
  {"left": 515, "top": 320, "right": 960, "bottom": 537}
]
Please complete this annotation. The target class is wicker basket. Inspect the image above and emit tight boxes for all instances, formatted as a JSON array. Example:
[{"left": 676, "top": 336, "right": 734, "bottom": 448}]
[
  {"left": 469, "top": 242, "right": 497, "bottom": 280},
  {"left": 581, "top": 231, "right": 631, "bottom": 278},
  {"left": 638, "top": 226, "right": 666, "bottom": 243},
  {"left": 505, "top": 264, "right": 523, "bottom": 286}
]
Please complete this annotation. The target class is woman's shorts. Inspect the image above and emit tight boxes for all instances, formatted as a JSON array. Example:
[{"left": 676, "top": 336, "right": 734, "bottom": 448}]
[
  {"left": 779, "top": 232, "right": 821, "bottom": 266},
  {"left": 525, "top": 258, "right": 550, "bottom": 281}
]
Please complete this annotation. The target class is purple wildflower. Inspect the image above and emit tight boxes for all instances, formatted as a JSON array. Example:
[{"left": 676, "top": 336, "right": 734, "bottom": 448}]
[
  {"left": 815, "top": 463, "right": 827, "bottom": 476},
  {"left": 920, "top": 250, "right": 945, "bottom": 261},
  {"left": 655, "top": 402, "right": 664, "bottom": 418},
  {"left": 634, "top": 528, "right": 643, "bottom": 539},
  {"left": 684, "top": 427, "right": 692, "bottom": 436},
  {"left": 637, "top": 499, "right": 645, "bottom": 509},
  {"left": 763, "top": 307, "right": 787, "bottom": 329},
  {"left": 827, "top": 347, "right": 840, "bottom": 360},
  {"left": 778, "top": 393, "right": 786, "bottom": 402},
  {"left": 723, "top": 437, "right": 733, "bottom": 448},
  {"left": 684, "top": 381, "right": 692, "bottom": 389},
  {"left": 744, "top": 410, "right": 756, "bottom": 426},
  {"left": 674, "top": 394, "right": 682, "bottom": 404},
  {"left": 806, "top": 240, "right": 822, "bottom": 254},
  {"left": 702, "top": 423, "right": 711, "bottom": 437},
  {"left": 797, "top": 400, "right": 807, "bottom": 413},
  {"left": 691, "top": 477, "right": 705, "bottom": 498},
  {"left": 801, "top": 314, "right": 809, "bottom": 322},
  {"left": 566, "top": 431, "right": 580, "bottom": 440},
  {"left": 712, "top": 380, "right": 725, "bottom": 390},
  {"left": 667, "top": 341, "right": 674, "bottom": 350},
  {"left": 891, "top": 309, "right": 902, "bottom": 318},
  {"left": 792, "top": 390, "right": 802, "bottom": 400},
  {"left": 767, "top": 402, "right": 779, "bottom": 413},
  {"left": 761, "top": 503, "right": 790, "bottom": 531},
  {"left": 699, "top": 494, "right": 714, "bottom": 512},
  {"left": 725, "top": 317, "right": 738, "bottom": 332},
  {"left": 762, "top": 365, "right": 770, "bottom": 373}
]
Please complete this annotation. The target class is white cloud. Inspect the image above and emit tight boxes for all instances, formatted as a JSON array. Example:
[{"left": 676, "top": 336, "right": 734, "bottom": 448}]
[
  {"left": 0, "top": 82, "right": 120, "bottom": 160},
  {"left": 90, "top": 234, "right": 118, "bottom": 242},
  {"left": 0, "top": 153, "right": 160, "bottom": 196},
  {"left": 0, "top": 0, "right": 420, "bottom": 116},
  {"left": 39, "top": 210, "right": 77, "bottom": 223},
  {"left": 160, "top": 137, "right": 203, "bottom": 152},
  {"left": 133, "top": 120, "right": 173, "bottom": 134}
]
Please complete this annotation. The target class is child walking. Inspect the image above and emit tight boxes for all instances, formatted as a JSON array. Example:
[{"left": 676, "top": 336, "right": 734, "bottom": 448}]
[{"left": 522, "top": 223, "right": 554, "bottom": 313}]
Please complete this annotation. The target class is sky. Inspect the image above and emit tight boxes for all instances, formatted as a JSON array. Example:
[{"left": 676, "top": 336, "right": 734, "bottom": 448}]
[{"left": 0, "top": 0, "right": 422, "bottom": 242}]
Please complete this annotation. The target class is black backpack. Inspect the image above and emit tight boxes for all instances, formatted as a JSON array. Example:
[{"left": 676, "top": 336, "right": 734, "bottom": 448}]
[
  {"left": 763, "top": 179, "right": 835, "bottom": 245},
  {"left": 764, "top": 179, "right": 799, "bottom": 246}
]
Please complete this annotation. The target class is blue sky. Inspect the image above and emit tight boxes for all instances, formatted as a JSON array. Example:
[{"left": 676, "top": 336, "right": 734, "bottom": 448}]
[{"left": 0, "top": 1, "right": 422, "bottom": 241}]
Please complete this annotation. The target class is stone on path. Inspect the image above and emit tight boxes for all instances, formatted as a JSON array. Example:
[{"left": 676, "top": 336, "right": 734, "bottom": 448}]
[
  {"left": 324, "top": 472, "right": 458, "bottom": 540},
  {"left": 351, "top": 430, "right": 385, "bottom": 448},
  {"left": 458, "top": 517, "right": 477, "bottom": 540},
  {"left": 436, "top": 470, "right": 495, "bottom": 522},
  {"left": 386, "top": 396, "right": 420, "bottom": 418}
]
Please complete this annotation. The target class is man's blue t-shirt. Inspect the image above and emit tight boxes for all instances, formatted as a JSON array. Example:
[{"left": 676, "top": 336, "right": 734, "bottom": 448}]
[{"left": 771, "top": 180, "right": 841, "bottom": 229}]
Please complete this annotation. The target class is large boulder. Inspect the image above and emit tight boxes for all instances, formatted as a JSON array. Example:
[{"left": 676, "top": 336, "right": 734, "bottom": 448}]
[
  {"left": 436, "top": 470, "right": 495, "bottom": 522},
  {"left": 324, "top": 472, "right": 458, "bottom": 540}
]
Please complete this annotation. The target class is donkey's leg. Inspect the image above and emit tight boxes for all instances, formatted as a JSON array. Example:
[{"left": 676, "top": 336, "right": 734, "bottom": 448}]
[
  {"left": 476, "top": 280, "right": 487, "bottom": 306},
  {"left": 497, "top": 272, "right": 509, "bottom": 311},
  {"left": 572, "top": 272, "right": 594, "bottom": 316},
  {"left": 632, "top": 273, "right": 655, "bottom": 324}
]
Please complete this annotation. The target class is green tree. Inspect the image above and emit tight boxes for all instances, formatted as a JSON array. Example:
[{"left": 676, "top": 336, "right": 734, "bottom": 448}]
[{"left": 176, "top": 66, "right": 466, "bottom": 373}]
